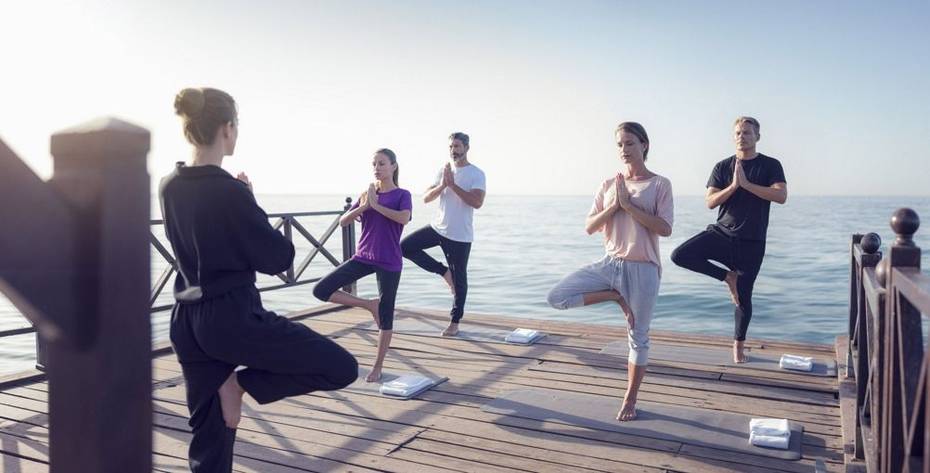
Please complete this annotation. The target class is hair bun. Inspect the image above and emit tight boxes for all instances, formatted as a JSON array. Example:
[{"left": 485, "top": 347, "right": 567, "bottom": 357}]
[{"left": 174, "top": 88, "right": 206, "bottom": 118}]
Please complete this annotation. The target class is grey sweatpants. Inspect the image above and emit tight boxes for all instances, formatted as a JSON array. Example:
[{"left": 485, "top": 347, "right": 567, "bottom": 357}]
[{"left": 546, "top": 255, "right": 660, "bottom": 366}]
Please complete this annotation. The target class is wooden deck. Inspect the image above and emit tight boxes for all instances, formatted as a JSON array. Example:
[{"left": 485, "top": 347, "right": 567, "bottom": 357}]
[{"left": 0, "top": 305, "right": 848, "bottom": 473}]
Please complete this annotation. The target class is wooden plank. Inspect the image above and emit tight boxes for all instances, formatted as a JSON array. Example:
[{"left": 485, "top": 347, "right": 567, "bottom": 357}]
[
  {"left": 396, "top": 436, "right": 606, "bottom": 473},
  {"left": 1, "top": 305, "right": 852, "bottom": 472},
  {"left": 0, "top": 428, "right": 49, "bottom": 465},
  {"left": 416, "top": 428, "right": 665, "bottom": 473},
  {"left": 530, "top": 361, "right": 838, "bottom": 407}
]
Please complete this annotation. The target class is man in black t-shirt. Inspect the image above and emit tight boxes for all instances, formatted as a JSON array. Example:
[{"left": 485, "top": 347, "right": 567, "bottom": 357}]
[{"left": 671, "top": 117, "right": 787, "bottom": 363}]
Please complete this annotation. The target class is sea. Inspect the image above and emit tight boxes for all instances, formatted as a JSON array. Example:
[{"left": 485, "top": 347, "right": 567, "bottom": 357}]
[{"left": 1, "top": 194, "right": 928, "bottom": 375}]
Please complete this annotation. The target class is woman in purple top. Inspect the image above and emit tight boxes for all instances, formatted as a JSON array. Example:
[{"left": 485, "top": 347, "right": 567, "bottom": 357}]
[{"left": 314, "top": 149, "right": 412, "bottom": 382}]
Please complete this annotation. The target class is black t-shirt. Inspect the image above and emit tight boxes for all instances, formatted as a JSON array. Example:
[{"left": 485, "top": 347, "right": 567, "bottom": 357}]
[{"left": 706, "top": 153, "right": 786, "bottom": 241}]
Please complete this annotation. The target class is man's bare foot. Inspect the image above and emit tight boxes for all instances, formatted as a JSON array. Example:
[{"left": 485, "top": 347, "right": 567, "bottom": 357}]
[
  {"left": 441, "top": 322, "right": 459, "bottom": 337},
  {"left": 733, "top": 340, "right": 747, "bottom": 363},
  {"left": 367, "top": 298, "right": 381, "bottom": 329},
  {"left": 724, "top": 271, "right": 740, "bottom": 306},
  {"left": 616, "top": 397, "right": 637, "bottom": 421},
  {"left": 442, "top": 270, "right": 455, "bottom": 295},
  {"left": 366, "top": 367, "right": 383, "bottom": 383},
  {"left": 218, "top": 371, "right": 245, "bottom": 428},
  {"left": 617, "top": 296, "right": 635, "bottom": 331}
]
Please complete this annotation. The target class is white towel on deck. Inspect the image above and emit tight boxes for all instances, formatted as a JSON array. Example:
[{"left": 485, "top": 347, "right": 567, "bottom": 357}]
[
  {"left": 749, "top": 418, "right": 791, "bottom": 449},
  {"left": 505, "top": 328, "right": 539, "bottom": 344},
  {"left": 749, "top": 418, "right": 790, "bottom": 437},
  {"left": 379, "top": 374, "right": 432, "bottom": 397},
  {"left": 749, "top": 432, "right": 790, "bottom": 449},
  {"left": 779, "top": 354, "right": 813, "bottom": 372}
]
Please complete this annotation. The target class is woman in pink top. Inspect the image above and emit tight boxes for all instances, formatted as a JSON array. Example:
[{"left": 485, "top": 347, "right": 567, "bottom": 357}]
[{"left": 547, "top": 122, "right": 674, "bottom": 421}]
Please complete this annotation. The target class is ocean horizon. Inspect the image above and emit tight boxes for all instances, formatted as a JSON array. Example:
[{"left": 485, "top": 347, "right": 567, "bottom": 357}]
[{"left": 1, "top": 194, "right": 928, "bottom": 376}]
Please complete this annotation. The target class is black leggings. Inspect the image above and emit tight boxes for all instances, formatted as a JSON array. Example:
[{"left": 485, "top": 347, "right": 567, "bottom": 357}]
[
  {"left": 171, "top": 286, "right": 358, "bottom": 473},
  {"left": 313, "top": 259, "right": 401, "bottom": 330},
  {"left": 400, "top": 225, "right": 471, "bottom": 323},
  {"left": 671, "top": 225, "right": 765, "bottom": 341}
]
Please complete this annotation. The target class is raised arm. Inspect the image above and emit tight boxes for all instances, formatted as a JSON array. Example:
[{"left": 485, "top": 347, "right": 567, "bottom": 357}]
[
  {"left": 706, "top": 160, "right": 740, "bottom": 209},
  {"left": 369, "top": 185, "right": 412, "bottom": 225},
  {"left": 742, "top": 181, "right": 787, "bottom": 204},
  {"left": 339, "top": 193, "right": 368, "bottom": 227},
  {"left": 448, "top": 185, "right": 485, "bottom": 209},
  {"left": 586, "top": 204, "right": 617, "bottom": 235},
  {"left": 617, "top": 176, "right": 672, "bottom": 237},
  {"left": 423, "top": 183, "right": 444, "bottom": 203},
  {"left": 229, "top": 184, "right": 295, "bottom": 275},
  {"left": 706, "top": 184, "right": 738, "bottom": 209}
]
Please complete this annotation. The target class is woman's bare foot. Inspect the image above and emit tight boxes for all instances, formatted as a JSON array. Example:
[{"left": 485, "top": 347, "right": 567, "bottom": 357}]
[
  {"left": 616, "top": 397, "right": 637, "bottom": 421},
  {"left": 442, "top": 270, "right": 455, "bottom": 295},
  {"left": 733, "top": 340, "right": 747, "bottom": 363},
  {"left": 366, "top": 366, "right": 383, "bottom": 383},
  {"left": 441, "top": 322, "right": 459, "bottom": 337},
  {"left": 617, "top": 297, "right": 635, "bottom": 331},
  {"left": 218, "top": 371, "right": 245, "bottom": 428},
  {"left": 367, "top": 298, "right": 381, "bottom": 329},
  {"left": 724, "top": 271, "right": 740, "bottom": 306}
]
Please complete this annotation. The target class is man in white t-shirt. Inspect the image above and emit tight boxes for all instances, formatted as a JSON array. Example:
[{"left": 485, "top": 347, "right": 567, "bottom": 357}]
[{"left": 401, "top": 132, "right": 487, "bottom": 336}]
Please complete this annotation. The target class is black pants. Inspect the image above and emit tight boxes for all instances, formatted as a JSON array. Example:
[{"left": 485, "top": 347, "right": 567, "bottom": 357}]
[
  {"left": 170, "top": 286, "right": 358, "bottom": 473},
  {"left": 400, "top": 225, "right": 472, "bottom": 323},
  {"left": 313, "top": 259, "right": 401, "bottom": 330},
  {"left": 670, "top": 225, "right": 766, "bottom": 341}
]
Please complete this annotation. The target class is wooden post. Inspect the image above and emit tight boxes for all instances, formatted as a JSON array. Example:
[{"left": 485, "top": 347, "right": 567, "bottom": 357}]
[
  {"left": 881, "top": 208, "right": 921, "bottom": 473},
  {"left": 853, "top": 232, "right": 881, "bottom": 461},
  {"left": 341, "top": 196, "right": 357, "bottom": 295},
  {"left": 46, "top": 118, "right": 152, "bottom": 473},
  {"left": 851, "top": 233, "right": 863, "bottom": 348},
  {"left": 284, "top": 217, "right": 295, "bottom": 283}
]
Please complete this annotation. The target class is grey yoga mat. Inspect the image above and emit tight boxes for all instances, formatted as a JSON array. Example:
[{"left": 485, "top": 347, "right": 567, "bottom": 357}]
[
  {"left": 361, "top": 318, "right": 547, "bottom": 345},
  {"left": 600, "top": 341, "right": 837, "bottom": 377},
  {"left": 345, "top": 367, "right": 448, "bottom": 400},
  {"left": 482, "top": 389, "right": 804, "bottom": 461}
]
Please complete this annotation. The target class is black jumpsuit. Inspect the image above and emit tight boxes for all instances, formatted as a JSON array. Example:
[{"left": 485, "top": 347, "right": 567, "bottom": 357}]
[{"left": 160, "top": 164, "right": 358, "bottom": 473}]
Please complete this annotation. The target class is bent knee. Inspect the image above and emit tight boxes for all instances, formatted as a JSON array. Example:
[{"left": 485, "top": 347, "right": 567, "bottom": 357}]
[
  {"left": 399, "top": 239, "right": 415, "bottom": 256},
  {"left": 331, "top": 354, "right": 359, "bottom": 388},
  {"left": 546, "top": 289, "right": 569, "bottom": 310},
  {"left": 312, "top": 284, "right": 331, "bottom": 302},
  {"left": 670, "top": 246, "right": 687, "bottom": 266}
]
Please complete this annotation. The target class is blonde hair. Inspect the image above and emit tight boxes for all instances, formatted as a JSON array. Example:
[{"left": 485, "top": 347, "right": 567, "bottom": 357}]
[{"left": 733, "top": 116, "right": 760, "bottom": 136}]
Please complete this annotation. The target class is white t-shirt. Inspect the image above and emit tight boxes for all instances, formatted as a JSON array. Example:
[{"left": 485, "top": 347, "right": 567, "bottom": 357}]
[{"left": 430, "top": 163, "right": 486, "bottom": 242}]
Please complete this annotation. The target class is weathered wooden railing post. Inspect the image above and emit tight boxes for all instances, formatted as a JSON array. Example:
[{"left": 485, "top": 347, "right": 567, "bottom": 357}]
[
  {"left": 49, "top": 118, "right": 152, "bottom": 472},
  {"left": 0, "top": 118, "right": 152, "bottom": 471},
  {"left": 341, "top": 196, "right": 357, "bottom": 295},
  {"left": 848, "top": 232, "right": 881, "bottom": 462},
  {"left": 880, "top": 208, "right": 922, "bottom": 473},
  {"left": 283, "top": 216, "right": 295, "bottom": 283}
]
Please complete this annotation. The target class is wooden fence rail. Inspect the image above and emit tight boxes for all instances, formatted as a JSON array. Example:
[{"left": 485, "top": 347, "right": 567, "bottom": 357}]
[{"left": 847, "top": 208, "right": 928, "bottom": 473}]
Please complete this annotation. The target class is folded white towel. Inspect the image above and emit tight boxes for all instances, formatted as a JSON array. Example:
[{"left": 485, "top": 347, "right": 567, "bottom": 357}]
[
  {"left": 379, "top": 374, "right": 433, "bottom": 397},
  {"left": 749, "top": 418, "right": 791, "bottom": 437},
  {"left": 750, "top": 431, "right": 790, "bottom": 449},
  {"left": 505, "top": 328, "right": 540, "bottom": 344},
  {"left": 779, "top": 354, "right": 814, "bottom": 372}
]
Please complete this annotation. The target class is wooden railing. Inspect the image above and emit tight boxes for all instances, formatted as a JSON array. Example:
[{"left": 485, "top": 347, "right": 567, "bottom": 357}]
[
  {"left": 847, "top": 208, "right": 928, "bottom": 473},
  {"left": 149, "top": 205, "right": 356, "bottom": 312},
  {"left": 1, "top": 204, "right": 356, "bottom": 339}
]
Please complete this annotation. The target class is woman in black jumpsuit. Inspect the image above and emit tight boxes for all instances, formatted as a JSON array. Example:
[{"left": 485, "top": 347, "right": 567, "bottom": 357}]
[{"left": 161, "top": 87, "right": 358, "bottom": 472}]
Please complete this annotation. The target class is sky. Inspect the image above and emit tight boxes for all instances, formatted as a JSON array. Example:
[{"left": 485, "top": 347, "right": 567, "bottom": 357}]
[{"left": 1, "top": 0, "right": 928, "bottom": 196}]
